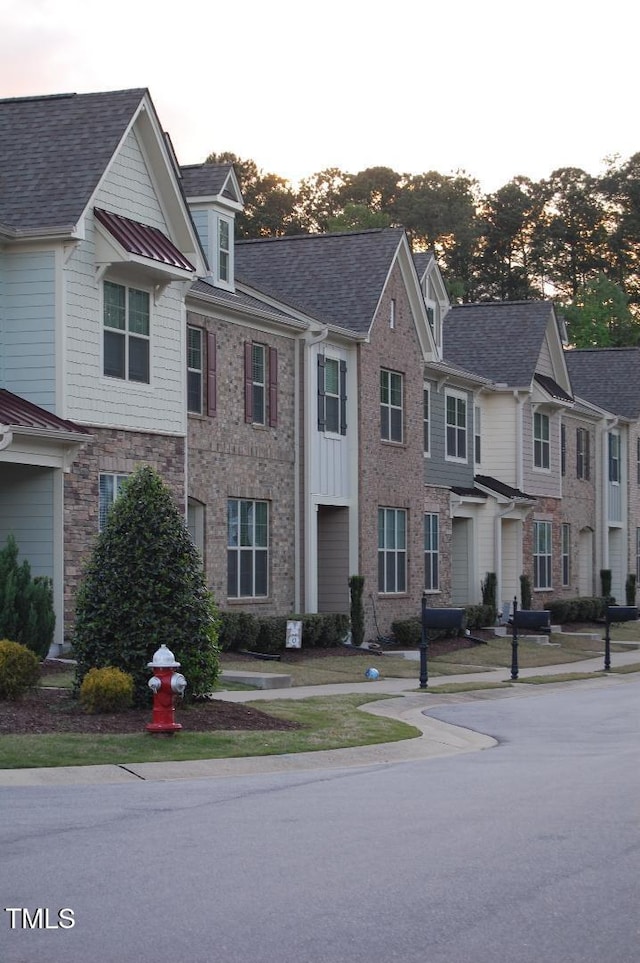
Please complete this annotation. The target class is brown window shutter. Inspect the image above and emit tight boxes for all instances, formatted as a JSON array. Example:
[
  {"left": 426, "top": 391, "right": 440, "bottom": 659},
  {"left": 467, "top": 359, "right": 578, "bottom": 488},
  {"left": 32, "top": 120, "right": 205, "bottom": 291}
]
[
  {"left": 244, "top": 342, "right": 253, "bottom": 423},
  {"left": 207, "top": 332, "right": 217, "bottom": 416},
  {"left": 269, "top": 347, "right": 278, "bottom": 427}
]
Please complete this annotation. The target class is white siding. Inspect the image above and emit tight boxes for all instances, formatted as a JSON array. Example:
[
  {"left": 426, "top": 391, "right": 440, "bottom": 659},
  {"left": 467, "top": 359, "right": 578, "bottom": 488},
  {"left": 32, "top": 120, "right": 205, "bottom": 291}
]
[
  {"left": 308, "top": 341, "right": 355, "bottom": 500},
  {"left": 64, "top": 128, "right": 186, "bottom": 434},
  {"left": 1, "top": 250, "right": 56, "bottom": 409},
  {"left": 479, "top": 394, "right": 517, "bottom": 485},
  {"left": 536, "top": 337, "right": 555, "bottom": 378}
]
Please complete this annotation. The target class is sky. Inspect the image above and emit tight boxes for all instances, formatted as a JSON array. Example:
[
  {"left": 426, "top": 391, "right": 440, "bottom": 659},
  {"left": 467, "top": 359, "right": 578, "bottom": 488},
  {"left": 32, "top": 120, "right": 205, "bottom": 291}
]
[{"left": 1, "top": 0, "right": 639, "bottom": 194}]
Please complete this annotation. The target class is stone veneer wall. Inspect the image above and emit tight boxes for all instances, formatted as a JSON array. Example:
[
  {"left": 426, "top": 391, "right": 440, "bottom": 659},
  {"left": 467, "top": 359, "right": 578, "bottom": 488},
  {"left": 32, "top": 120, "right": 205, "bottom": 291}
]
[{"left": 63, "top": 428, "right": 185, "bottom": 640}]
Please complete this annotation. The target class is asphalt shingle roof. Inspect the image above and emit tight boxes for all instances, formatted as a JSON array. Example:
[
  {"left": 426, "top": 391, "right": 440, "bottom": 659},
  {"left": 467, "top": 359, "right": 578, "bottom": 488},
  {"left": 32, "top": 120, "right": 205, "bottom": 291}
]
[
  {"left": 443, "top": 301, "right": 556, "bottom": 386},
  {"left": 565, "top": 347, "right": 640, "bottom": 420},
  {"left": 235, "top": 228, "right": 406, "bottom": 333},
  {"left": 180, "top": 164, "right": 234, "bottom": 198},
  {"left": 0, "top": 89, "right": 146, "bottom": 233}
]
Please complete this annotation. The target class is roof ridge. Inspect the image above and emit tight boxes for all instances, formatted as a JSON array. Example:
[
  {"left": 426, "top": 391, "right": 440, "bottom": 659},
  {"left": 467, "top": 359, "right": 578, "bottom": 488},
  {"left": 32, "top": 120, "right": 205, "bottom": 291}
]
[{"left": 236, "top": 227, "right": 400, "bottom": 246}]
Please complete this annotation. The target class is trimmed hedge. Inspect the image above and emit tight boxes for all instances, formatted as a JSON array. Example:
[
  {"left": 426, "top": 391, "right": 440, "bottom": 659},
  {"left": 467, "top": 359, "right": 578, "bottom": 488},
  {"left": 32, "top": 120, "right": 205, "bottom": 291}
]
[
  {"left": 392, "top": 603, "right": 494, "bottom": 648},
  {"left": 545, "top": 596, "right": 606, "bottom": 624},
  {"left": 218, "top": 611, "right": 350, "bottom": 654}
]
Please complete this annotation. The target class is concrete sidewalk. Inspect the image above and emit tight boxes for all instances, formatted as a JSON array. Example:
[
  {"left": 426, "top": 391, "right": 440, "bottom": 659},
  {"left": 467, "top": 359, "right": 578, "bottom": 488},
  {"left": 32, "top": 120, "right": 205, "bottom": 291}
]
[{"left": 1, "top": 651, "right": 638, "bottom": 788}]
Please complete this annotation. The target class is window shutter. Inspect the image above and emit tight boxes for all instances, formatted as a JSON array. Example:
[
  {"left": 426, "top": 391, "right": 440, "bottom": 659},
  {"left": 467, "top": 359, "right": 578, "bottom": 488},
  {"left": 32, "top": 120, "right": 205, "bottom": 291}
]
[
  {"left": 586, "top": 430, "right": 590, "bottom": 480},
  {"left": 268, "top": 347, "right": 278, "bottom": 427},
  {"left": 207, "top": 332, "right": 217, "bottom": 416},
  {"left": 317, "top": 354, "right": 326, "bottom": 431},
  {"left": 244, "top": 342, "right": 253, "bottom": 423},
  {"left": 339, "top": 359, "right": 347, "bottom": 435}
]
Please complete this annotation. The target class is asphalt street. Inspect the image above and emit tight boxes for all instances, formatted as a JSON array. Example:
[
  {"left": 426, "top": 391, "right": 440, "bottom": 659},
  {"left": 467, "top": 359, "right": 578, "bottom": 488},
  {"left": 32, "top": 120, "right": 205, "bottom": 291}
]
[{"left": 1, "top": 676, "right": 639, "bottom": 963}]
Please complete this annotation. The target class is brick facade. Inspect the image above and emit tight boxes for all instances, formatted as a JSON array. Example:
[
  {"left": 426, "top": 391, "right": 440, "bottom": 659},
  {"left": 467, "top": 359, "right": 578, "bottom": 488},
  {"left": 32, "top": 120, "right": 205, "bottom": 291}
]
[
  {"left": 357, "top": 262, "right": 427, "bottom": 639},
  {"left": 63, "top": 428, "right": 186, "bottom": 637},
  {"left": 187, "top": 308, "right": 298, "bottom": 616}
]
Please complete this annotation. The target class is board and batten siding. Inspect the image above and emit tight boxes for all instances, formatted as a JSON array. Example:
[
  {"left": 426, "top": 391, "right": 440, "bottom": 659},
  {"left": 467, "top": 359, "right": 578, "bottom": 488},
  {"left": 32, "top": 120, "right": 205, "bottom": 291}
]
[
  {"left": 1, "top": 249, "right": 56, "bottom": 410},
  {"left": 64, "top": 128, "right": 186, "bottom": 434},
  {"left": 477, "top": 393, "right": 518, "bottom": 487},
  {"left": 308, "top": 341, "right": 354, "bottom": 500}
]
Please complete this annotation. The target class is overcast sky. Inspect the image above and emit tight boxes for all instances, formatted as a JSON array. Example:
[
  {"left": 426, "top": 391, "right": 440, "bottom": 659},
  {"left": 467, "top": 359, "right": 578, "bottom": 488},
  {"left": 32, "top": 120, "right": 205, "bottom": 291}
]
[{"left": 1, "top": 0, "right": 638, "bottom": 193}]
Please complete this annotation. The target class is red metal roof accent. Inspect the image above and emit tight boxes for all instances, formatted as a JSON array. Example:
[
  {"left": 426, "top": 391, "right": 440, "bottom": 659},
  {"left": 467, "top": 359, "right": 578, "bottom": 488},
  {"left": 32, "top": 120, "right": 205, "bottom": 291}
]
[
  {"left": 94, "top": 208, "right": 195, "bottom": 273},
  {"left": 0, "top": 390, "right": 89, "bottom": 434}
]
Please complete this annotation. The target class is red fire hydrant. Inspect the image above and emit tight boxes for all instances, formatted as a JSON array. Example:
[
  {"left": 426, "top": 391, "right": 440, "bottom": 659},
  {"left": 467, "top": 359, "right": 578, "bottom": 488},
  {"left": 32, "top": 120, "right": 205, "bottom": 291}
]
[{"left": 146, "top": 644, "right": 187, "bottom": 734}]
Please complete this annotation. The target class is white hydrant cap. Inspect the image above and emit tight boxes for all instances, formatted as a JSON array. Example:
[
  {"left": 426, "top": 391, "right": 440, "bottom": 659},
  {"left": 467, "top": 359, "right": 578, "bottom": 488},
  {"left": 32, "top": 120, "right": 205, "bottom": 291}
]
[{"left": 148, "top": 644, "right": 181, "bottom": 668}]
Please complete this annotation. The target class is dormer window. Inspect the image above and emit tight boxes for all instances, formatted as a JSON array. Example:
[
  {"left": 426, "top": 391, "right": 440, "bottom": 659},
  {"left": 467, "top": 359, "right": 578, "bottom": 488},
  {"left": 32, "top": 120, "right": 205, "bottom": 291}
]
[{"left": 219, "top": 218, "right": 230, "bottom": 283}]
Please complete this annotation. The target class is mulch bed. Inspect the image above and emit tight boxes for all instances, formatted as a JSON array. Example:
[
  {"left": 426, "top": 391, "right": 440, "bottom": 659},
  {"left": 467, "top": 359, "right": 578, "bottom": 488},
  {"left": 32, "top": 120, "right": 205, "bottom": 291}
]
[{"left": 1, "top": 660, "right": 299, "bottom": 735}]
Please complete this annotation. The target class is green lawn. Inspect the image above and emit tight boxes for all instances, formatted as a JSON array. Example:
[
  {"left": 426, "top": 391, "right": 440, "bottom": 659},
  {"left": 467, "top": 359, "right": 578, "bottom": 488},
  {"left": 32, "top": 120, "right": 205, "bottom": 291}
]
[{"left": 0, "top": 694, "right": 420, "bottom": 769}]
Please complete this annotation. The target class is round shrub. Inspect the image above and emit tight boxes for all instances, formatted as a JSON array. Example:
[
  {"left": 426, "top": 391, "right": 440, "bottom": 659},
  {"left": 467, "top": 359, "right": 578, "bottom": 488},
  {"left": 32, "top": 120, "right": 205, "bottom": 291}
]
[
  {"left": 0, "top": 639, "right": 40, "bottom": 700},
  {"left": 79, "top": 667, "right": 134, "bottom": 714}
]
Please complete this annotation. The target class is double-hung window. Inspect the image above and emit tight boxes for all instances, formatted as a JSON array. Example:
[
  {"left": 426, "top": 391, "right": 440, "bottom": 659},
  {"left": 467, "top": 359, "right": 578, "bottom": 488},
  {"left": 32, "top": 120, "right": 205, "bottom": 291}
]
[
  {"left": 227, "top": 498, "right": 268, "bottom": 598},
  {"left": 533, "top": 520, "right": 552, "bottom": 589},
  {"left": 446, "top": 390, "right": 467, "bottom": 461},
  {"left": 103, "top": 280, "right": 150, "bottom": 383},
  {"left": 424, "top": 513, "right": 439, "bottom": 591},
  {"left": 423, "top": 386, "right": 431, "bottom": 455},
  {"left": 99, "top": 473, "right": 128, "bottom": 531},
  {"left": 533, "top": 411, "right": 550, "bottom": 469},
  {"left": 561, "top": 523, "right": 570, "bottom": 586},
  {"left": 245, "top": 343, "right": 277, "bottom": 427},
  {"left": 187, "top": 327, "right": 203, "bottom": 414},
  {"left": 576, "top": 428, "right": 590, "bottom": 479},
  {"left": 378, "top": 508, "right": 407, "bottom": 593},
  {"left": 218, "top": 218, "right": 230, "bottom": 283},
  {"left": 380, "top": 370, "right": 403, "bottom": 442},
  {"left": 609, "top": 431, "right": 621, "bottom": 483},
  {"left": 317, "top": 355, "right": 347, "bottom": 434}
]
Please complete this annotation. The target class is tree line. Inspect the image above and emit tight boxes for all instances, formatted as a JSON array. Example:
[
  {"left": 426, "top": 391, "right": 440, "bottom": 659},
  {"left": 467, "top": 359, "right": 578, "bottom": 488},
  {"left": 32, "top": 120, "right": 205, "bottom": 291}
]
[{"left": 207, "top": 151, "right": 640, "bottom": 347}]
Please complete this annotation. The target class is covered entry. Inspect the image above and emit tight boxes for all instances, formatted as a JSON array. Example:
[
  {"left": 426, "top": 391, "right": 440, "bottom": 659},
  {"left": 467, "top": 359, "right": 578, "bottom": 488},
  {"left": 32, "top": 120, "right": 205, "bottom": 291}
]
[{"left": 316, "top": 505, "right": 350, "bottom": 613}]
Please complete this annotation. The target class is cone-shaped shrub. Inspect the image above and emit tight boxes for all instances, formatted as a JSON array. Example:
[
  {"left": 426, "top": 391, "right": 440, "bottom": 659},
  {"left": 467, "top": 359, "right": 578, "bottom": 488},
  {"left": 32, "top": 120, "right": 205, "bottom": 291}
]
[{"left": 73, "top": 466, "right": 219, "bottom": 704}]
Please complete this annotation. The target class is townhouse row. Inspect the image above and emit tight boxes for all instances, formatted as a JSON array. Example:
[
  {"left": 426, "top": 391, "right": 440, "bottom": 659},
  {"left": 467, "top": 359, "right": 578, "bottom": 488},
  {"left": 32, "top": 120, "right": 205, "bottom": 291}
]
[{"left": 1, "top": 88, "right": 639, "bottom": 655}]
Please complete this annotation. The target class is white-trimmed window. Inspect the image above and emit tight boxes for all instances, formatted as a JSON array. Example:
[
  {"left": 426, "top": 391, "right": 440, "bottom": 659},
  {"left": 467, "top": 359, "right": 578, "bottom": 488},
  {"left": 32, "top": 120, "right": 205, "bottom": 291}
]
[
  {"left": 99, "top": 473, "right": 128, "bottom": 531},
  {"left": 577, "top": 427, "right": 590, "bottom": 480},
  {"left": 637, "top": 438, "right": 640, "bottom": 485},
  {"left": 562, "top": 523, "right": 570, "bottom": 587},
  {"left": 318, "top": 355, "right": 347, "bottom": 434},
  {"left": 609, "top": 431, "right": 621, "bottom": 483},
  {"left": 636, "top": 528, "right": 640, "bottom": 581},
  {"left": 423, "top": 385, "right": 431, "bottom": 455},
  {"left": 446, "top": 390, "right": 467, "bottom": 461},
  {"left": 533, "top": 411, "right": 550, "bottom": 470},
  {"left": 227, "top": 499, "right": 268, "bottom": 598},
  {"left": 533, "top": 520, "right": 552, "bottom": 589},
  {"left": 245, "top": 342, "right": 277, "bottom": 427},
  {"left": 103, "top": 280, "right": 150, "bottom": 383},
  {"left": 474, "top": 405, "right": 481, "bottom": 464},
  {"left": 187, "top": 326, "right": 203, "bottom": 414},
  {"left": 561, "top": 423, "right": 566, "bottom": 476},
  {"left": 380, "top": 370, "right": 403, "bottom": 442},
  {"left": 218, "top": 217, "right": 230, "bottom": 284},
  {"left": 424, "top": 513, "right": 439, "bottom": 591},
  {"left": 378, "top": 508, "right": 407, "bottom": 594}
]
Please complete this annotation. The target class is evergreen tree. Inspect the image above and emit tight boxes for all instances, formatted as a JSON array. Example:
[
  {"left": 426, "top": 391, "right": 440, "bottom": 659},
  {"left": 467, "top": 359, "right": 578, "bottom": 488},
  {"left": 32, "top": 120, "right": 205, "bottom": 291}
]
[{"left": 74, "top": 466, "right": 219, "bottom": 703}]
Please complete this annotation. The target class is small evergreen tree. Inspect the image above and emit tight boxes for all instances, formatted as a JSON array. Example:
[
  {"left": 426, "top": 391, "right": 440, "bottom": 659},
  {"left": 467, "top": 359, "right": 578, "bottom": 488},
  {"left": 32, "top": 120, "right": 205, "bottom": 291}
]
[
  {"left": 625, "top": 573, "right": 636, "bottom": 606},
  {"left": 480, "top": 572, "right": 497, "bottom": 622},
  {"left": 0, "top": 534, "right": 55, "bottom": 659},
  {"left": 74, "top": 466, "right": 219, "bottom": 703},
  {"left": 520, "top": 574, "right": 532, "bottom": 611}
]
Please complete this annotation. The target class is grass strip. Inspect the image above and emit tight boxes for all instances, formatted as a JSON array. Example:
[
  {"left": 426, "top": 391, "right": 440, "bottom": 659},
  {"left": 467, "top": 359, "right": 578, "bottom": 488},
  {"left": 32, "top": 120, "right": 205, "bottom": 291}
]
[{"left": 0, "top": 694, "right": 420, "bottom": 770}]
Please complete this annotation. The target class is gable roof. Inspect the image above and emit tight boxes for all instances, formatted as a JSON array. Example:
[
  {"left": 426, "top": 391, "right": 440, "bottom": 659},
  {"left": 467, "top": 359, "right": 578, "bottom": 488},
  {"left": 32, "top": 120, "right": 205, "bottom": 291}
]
[
  {"left": 180, "top": 164, "right": 243, "bottom": 207},
  {"left": 443, "top": 301, "right": 557, "bottom": 386},
  {"left": 565, "top": 347, "right": 640, "bottom": 420},
  {"left": 235, "top": 228, "right": 408, "bottom": 334},
  {"left": 0, "top": 89, "right": 148, "bottom": 234}
]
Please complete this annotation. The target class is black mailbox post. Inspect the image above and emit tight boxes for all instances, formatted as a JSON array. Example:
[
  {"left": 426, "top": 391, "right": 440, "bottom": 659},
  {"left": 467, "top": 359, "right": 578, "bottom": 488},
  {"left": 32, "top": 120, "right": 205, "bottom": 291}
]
[
  {"left": 511, "top": 598, "right": 551, "bottom": 680},
  {"left": 420, "top": 597, "right": 465, "bottom": 689},
  {"left": 604, "top": 606, "right": 638, "bottom": 671}
]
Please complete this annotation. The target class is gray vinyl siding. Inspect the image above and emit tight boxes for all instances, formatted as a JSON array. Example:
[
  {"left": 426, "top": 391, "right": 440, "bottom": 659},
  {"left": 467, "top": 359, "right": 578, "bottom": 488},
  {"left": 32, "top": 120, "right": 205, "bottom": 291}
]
[
  {"left": 1, "top": 250, "right": 56, "bottom": 409},
  {"left": 425, "top": 381, "right": 476, "bottom": 489},
  {"left": 0, "top": 464, "right": 54, "bottom": 579}
]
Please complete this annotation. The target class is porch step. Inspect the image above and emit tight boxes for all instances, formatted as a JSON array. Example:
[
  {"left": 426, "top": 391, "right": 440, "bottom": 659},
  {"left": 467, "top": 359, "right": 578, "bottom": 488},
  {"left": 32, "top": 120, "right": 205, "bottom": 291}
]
[{"left": 220, "top": 670, "right": 292, "bottom": 689}]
